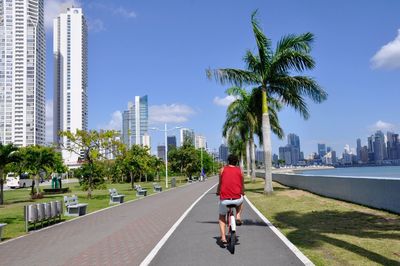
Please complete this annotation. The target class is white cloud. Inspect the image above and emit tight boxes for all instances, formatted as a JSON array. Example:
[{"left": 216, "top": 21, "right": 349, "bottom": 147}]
[
  {"left": 149, "top": 104, "right": 195, "bottom": 124},
  {"left": 46, "top": 100, "right": 54, "bottom": 143},
  {"left": 113, "top": 7, "right": 136, "bottom": 18},
  {"left": 213, "top": 95, "right": 237, "bottom": 107},
  {"left": 44, "top": 0, "right": 81, "bottom": 31},
  {"left": 371, "top": 29, "right": 400, "bottom": 69},
  {"left": 98, "top": 111, "right": 123, "bottom": 130},
  {"left": 370, "top": 120, "right": 396, "bottom": 132},
  {"left": 88, "top": 3, "right": 136, "bottom": 19},
  {"left": 87, "top": 19, "right": 106, "bottom": 32}
]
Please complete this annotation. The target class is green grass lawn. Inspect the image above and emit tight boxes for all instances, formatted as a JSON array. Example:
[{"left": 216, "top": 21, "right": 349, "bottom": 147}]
[
  {"left": 245, "top": 179, "right": 400, "bottom": 266},
  {"left": 0, "top": 176, "right": 188, "bottom": 241}
]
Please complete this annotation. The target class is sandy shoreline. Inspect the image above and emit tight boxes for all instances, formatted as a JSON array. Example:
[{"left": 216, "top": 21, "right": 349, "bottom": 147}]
[{"left": 271, "top": 166, "right": 335, "bottom": 174}]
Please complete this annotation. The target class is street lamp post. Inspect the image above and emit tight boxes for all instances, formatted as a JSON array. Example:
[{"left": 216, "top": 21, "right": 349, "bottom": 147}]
[{"left": 150, "top": 123, "right": 181, "bottom": 188}]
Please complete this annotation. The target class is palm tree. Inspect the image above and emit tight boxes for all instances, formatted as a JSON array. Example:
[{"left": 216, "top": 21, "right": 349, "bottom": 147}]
[
  {"left": 0, "top": 143, "right": 19, "bottom": 205},
  {"left": 20, "top": 146, "right": 56, "bottom": 196},
  {"left": 223, "top": 87, "right": 284, "bottom": 182},
  {"left": 207, "top": 11, "right": 327, "bottom": 193}
]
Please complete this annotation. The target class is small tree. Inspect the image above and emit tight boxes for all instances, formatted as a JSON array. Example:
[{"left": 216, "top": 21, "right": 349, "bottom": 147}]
[{"left": 59, "top": 129, "right": 119, "bottom": 198}]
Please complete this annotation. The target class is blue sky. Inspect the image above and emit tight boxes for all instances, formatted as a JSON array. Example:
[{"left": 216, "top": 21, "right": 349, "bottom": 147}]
[{"left": 45, "top": 0, "right": 400, "bottom": 156}]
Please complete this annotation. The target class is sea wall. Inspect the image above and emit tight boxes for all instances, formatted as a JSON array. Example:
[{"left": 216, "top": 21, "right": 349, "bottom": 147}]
[{"left": 257, "top": 172, "right": 400, "bottom": 214}]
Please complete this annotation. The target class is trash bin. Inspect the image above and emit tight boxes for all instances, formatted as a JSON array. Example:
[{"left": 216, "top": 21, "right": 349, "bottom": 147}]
[{"left": 171, "top": 177, "right": 176, "bottom": 188}]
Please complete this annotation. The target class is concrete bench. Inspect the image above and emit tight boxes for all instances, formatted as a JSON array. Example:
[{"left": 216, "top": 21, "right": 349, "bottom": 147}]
[
  {"left": 152, "top": 183, "right": 162, "bottom": 193},
  {"left": 134, "top": 185, "right": 147, "bottom": 197},
  {"left": 63, "top": 195, "right": 88, "bottom": 216},
  {"left": 109, "top": 188, "right": 125, "bottom": 204},
  {"left": 0, "top": 223, "right": 6, "bottom": 241},
  {"left": 24, "top": 201, "right": 62, "bottom": 232}
]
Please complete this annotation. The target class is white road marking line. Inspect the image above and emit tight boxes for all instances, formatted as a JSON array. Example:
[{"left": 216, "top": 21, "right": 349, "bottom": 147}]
[
  {"left": 244, "top": 196, "right": 315, "bottom": 266},
  {"left": 140, "top": 183, "right": 218, "bottom": 266}
]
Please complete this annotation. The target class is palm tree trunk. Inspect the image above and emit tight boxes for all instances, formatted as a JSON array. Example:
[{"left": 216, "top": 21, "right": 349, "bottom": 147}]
[
  {"left": 262, "top": 88, "right": 273, "bottom": 194},
  {"left": 240, "top": 154, "right": 244, "bottom": 170},
  {"left": 130, "top": 171, "right": 134, "bottom": 189},
  {"left": 35, "top": 175, "right": 40, "bottom": 195},
  {"left": 246, "top": 141, "right": 251, "bottom": 178},
  {"left": 0, "top": 170, "right": 4, "bottom": 205},
  {"left": 250, "top": 137, "right": 256, "bottom": 183}
]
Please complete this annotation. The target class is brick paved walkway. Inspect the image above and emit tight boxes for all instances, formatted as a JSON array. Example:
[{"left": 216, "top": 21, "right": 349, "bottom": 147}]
[{"left": 0, "top": 179, "right": 218, "bottom": 266}]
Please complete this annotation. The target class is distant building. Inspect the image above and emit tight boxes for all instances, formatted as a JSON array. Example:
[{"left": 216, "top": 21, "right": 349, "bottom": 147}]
[
  {"left": 360, "top": 146, "right": 369, "bottom": 163},
  {"left": 373, "top": 131, "right": 386, "bottom": 162},
  {"left": 272, "top": 153, "right": 278, "bottom": 164},
  {"left": 318, "top": 143, "right": 326, "bottom": 158},
  {"left": 256, "top": 150, "right": 265, "bottom": 164},
  {"left": 157, "top": 145, "right": 166, "bottom": 162},
  {"left": 356, "top": 138, "right": 362, "bottom": 161},
  {"left": 219, "top": 144, "right": 229, "bottom": 163},
  {"left": 195, "top": 135, "right": 207, "bottom": 149},
  {"left": 167, "top": 136, "right": 177, "bottom": 150},
  {"left": 180, "top": 128, "right": 195, "bottom": 146},
  {"left": 142, "top": 133, "right": 151, "bottom": 151},
  {"left": 279, "top": 146, "right": 292, "bottom": 165},
  {"left": 122, "top": 95, "right": 148, "bottom": 147},
  {"left": 278, "top": 133, "right": 302, "bottom": 165}
]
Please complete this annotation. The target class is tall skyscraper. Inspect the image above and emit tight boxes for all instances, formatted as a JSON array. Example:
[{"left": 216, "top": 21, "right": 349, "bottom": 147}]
[
  {"left": 122, "top": 95, "right": 148, "bottom": 147},
  {"left": 373, "top": 130, "right": 386, "bottom": 162},
  {"left": 287, "top": 133, "right": 300, "bottom": 148},
  {"left": 157, "top": 145, "right": 165, "bottom": 161},
  {"left": 167, "top": 135, "right": 176, "bottom": 150},
  {"left": 356, "top": 138, "right": 361, "bottom": 161},
  {"left": 180, "top": 128, "right": 194, "bottom": 146},
  {"left": 318, "top": 143, "right": 326, "bottom": 157},
  {"left": 219, "top": 144, "right": 228, "bottom": 163},
  {"left": 53, "top": 7, "right": 88, "bottom": 165},
  {"left": 0, "top": 0, "right": 46, "bottom": 146}
]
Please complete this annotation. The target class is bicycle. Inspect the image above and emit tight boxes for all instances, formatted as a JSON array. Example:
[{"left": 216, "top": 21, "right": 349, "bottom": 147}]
[{"left": 226, "top": 204, "right": 237, "bottom": 254}]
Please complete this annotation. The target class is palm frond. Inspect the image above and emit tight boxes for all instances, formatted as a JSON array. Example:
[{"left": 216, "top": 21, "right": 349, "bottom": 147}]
[
  {"left": 270, "top": 50, "right": 315, "bottom": 74},
  {"left": 206, "top": 68, "right": 259, "bottom": 86},
  {"left": 251, "top": 10, "right": 272, "bottom": 71},
  {"left": 276, "top": 32, "right": 314, "bottom": 54}
]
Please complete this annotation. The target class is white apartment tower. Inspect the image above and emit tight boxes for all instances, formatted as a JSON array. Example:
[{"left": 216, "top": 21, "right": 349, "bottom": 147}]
[
  {"left": 0, "top": 0, "right": 46, "bottom": 146},
  {"left": 53, "top": 7, "right": 88, "bottom": 165}
]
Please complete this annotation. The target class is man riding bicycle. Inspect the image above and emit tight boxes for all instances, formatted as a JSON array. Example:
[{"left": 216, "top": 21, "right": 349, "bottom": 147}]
[{"left": 216, "top": 154, "right": 244, "bottom": 245}]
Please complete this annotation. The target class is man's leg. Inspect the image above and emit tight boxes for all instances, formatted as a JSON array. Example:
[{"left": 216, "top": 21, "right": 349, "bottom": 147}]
[
  {"left": 235, "top": 203, "right": 243, "bottom": 221},
  {"left": 219, "top": 214, "right": 227, "bottom": 242}
]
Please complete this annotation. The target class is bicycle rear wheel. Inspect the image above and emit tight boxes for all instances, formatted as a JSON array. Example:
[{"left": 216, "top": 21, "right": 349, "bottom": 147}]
[{"left": 229, "top": 230, "right": 236, "bottom": 254}]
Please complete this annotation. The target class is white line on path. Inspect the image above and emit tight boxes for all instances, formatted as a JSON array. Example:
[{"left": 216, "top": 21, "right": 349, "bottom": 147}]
[
  {"left": 244, "top": 196, "right": 315, "bottom": 266},
  {"left": 140, "top": 183, "right": 218, "bottom": 266}
]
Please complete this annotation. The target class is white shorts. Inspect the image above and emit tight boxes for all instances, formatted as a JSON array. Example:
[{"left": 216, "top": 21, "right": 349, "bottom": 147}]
[{"left": 218, "top": 195, "right": 244, "bottom": 215}]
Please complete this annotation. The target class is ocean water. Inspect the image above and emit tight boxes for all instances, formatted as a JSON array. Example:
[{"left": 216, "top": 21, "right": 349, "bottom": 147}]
[{"left": 299, "top": 166, "right": 400, "bottom": 179}]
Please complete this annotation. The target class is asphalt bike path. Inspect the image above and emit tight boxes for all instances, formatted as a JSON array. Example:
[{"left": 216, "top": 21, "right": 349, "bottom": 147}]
[
  {"left": 149, "top": 186, "right": 305, "bottom": 266},
  {"left": 0, "top": 179, "right": 218, "bottom": 266}
]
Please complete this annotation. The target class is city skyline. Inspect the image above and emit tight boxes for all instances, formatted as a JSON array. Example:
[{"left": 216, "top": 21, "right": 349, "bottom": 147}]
[{"left": 1, "top": 1, "right": 397, "bottom": 156}]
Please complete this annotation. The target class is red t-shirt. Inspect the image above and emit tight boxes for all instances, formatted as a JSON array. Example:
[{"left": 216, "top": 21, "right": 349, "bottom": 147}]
[{"left": 219, "top": 166, "right": 243, "bottom": 200}]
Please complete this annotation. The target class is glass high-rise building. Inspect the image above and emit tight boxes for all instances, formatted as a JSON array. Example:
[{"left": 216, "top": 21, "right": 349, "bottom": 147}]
[
  {"left": 318, "top": 143, "right": 326, "bottom": 157},
  {"left": 53, "top": 7, "right": 88, "bottom": 165},
  {"left": 0, "top": 0, "right": 46, "bottom": 146},
  {"left": 122, "top": 95, "right": 148, "bottom": 147},
  {"left": 167, "top": 135, "right": 177, "bottom": 150}
]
